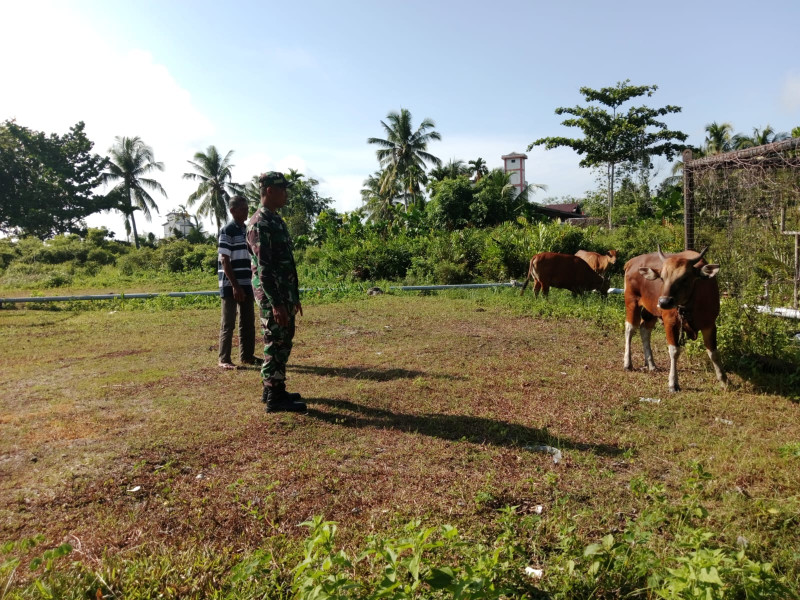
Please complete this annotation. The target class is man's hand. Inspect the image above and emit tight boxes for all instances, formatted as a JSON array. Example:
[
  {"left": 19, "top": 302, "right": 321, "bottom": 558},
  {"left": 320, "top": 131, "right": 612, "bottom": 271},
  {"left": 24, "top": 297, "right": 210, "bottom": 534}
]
[
  {"left": 294, "top": 302, "right": 303, "bottom": 317},
  {"left": 273, "top": 304, "right": 289, "bottom": 328},
  {"left": 232, "top": 285, "right": 245, "bottom": 302}
]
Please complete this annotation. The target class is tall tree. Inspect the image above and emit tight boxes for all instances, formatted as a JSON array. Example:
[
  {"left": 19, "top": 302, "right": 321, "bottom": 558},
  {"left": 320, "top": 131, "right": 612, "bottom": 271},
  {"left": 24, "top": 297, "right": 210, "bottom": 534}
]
[
  {"left": 1, "top": 121, "right": 108, "bottom": 239},
  {"left": 468, "top": 157, "right": 489, "bottom": 181},
  {"left": 732, "top": 125, "right": 790, "bottom": 149},
  {"left": 102, "top": 136, "right": 166, "bottom": 248},
  {"left": 361, "top": 170, "right": 399, "bottom": 222},
  {"left": 367, "top": 108, "right": 442, "bottom": 210},
  {"left": 704, "top": 122, "right": 734, "bottom": 154},
  {"left": 183, "top": 145, "right": 241, "bottom": 231},
  {"left": 282, "top": 173, "right": 332, "bottom": 238},
  {"left": 528, "top": 80, "right": 688, "bottom": 228}
]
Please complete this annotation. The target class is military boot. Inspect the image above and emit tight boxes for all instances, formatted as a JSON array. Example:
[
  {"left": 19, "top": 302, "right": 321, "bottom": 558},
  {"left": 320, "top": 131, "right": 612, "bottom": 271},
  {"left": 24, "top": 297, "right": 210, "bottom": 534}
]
[
  {"left": 263, "top": 384, "right": 306, "bottom": 413},
  {"left": 274, "top": 381, "right": 303, "bottom": 402}
]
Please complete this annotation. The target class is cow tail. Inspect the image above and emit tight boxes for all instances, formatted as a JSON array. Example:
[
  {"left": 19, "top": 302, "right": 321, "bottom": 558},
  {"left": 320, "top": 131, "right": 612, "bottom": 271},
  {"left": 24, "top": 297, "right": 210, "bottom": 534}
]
[{"left": 520, "top": 262, "right": 533, "bottom": 296}]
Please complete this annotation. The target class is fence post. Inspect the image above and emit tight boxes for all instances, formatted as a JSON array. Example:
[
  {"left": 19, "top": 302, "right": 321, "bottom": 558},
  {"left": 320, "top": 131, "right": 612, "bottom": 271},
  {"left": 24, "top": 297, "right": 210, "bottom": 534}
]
[{"left": 682, "top": 149, "right": 694, "bottom": 251}]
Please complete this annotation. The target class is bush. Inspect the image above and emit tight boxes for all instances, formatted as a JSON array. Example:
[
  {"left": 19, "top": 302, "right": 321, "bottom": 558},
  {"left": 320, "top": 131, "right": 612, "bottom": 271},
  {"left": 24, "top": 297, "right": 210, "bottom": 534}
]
[
  {"left": 117, "top": 248, "right": 157, "bottom": 275},
  {"left": 156, "top": 239, "right": 193, "bottom": 273},
  {"left": 182, "top": 245, "right": 217, "bottom": 272},
  {"left": 86, "top": 248, "right": 116, "bottom": 266}
]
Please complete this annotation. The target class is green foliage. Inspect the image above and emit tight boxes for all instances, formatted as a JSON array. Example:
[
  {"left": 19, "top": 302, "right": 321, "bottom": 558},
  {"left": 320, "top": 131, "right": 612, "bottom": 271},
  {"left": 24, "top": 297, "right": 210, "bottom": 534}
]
[
  {"left": 103, "top": 136, "right": 167, "bottom": 249},
  {"left": 290, "top": 516, "right": 530, "bottom": 599},
  {"left": 281, "top": 173, "right": 333, "bottom": 238},
  {"left": 529, "top": 80, "right": 688, "bottom": 227},
  {"left": 367, "top": 108, "right": 442, "bottom": 209},
  {"left": 0, "top": 120, "right": 109, "bottom": 239},
  {"left": 183, "top": 145, "right": 242, "bottom": 231},
  {"left": 427, "top": 176, "right": 474, "bottom": 230}
]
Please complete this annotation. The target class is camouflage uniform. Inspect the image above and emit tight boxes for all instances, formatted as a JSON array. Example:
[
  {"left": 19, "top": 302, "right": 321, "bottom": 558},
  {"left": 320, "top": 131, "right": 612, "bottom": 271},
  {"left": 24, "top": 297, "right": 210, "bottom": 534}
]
[{"left": 246, "top": 203, "right": 300, "bottom": 386}]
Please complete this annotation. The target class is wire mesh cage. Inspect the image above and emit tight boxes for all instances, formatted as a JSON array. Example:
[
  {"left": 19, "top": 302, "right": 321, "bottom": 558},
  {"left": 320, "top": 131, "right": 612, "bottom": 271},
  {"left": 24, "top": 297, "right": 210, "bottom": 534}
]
[{"left": 683, "top": 139, "right": 800, "bottom": 307}]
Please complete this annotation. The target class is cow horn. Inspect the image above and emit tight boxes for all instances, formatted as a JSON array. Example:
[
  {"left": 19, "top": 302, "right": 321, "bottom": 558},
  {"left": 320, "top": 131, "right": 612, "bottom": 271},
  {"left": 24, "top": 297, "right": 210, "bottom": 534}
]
[
  {"left": 656, "top": 243, "right": 666, "bottom": 261},
  {"left": 689, "top": 246, "right": 708, "bottom": 265}
]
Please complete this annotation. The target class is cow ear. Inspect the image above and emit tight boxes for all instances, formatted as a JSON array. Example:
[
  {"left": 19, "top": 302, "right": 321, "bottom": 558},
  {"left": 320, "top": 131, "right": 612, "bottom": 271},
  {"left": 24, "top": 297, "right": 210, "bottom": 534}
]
[
  {"left": 700, "top": 264, "right": 720, "bottom": 279},
  {"left": 639, "top": 267, "right": 660, "bottom": 280}
]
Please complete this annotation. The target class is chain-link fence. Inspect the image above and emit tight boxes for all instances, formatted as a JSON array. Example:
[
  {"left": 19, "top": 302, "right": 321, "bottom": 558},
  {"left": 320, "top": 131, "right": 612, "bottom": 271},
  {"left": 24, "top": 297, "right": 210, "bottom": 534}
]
[{"left": 683, "top": 138, "right": 800, "bottom": 307}]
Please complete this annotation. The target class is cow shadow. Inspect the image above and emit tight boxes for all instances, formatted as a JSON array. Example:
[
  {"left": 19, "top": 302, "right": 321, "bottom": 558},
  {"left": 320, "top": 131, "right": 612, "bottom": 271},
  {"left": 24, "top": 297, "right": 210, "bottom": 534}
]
[
  {"left": 304, "top": 397, "right": 624, "bottom": 457},
  {"left": 290, "top": 364, "right": 465, "bottom": 382}
]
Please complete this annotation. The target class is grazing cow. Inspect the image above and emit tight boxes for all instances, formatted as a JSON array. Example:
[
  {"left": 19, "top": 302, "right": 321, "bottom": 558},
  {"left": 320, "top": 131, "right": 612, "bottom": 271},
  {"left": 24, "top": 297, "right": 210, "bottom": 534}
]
[
  {"left": 623, "top": 246, "right": 728, "bottom": 392},
  {"left": 520, "top": 252, "right": 606, "bottom": 298},
  {"left": 575, "top": 249, "right": 618, "bottom": 276}
]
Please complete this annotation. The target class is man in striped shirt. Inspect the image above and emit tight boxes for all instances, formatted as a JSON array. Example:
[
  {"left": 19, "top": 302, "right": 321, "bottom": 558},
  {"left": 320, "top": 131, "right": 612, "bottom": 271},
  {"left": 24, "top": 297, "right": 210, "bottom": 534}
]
[{"left": 217, "top": 195, "right": 261, "bottom": 369}]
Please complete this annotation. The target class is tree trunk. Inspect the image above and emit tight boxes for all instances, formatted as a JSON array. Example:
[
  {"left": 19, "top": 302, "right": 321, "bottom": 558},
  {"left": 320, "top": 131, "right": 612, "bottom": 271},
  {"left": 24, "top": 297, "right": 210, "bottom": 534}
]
[
  {"left": 127, "top": 186, "right": 140, "bottom": 248},
  {"left": 607, "top": 162, "right": 615, "bottom": 229},
  {"left": 130, "top": 211, "right": 140, "bottom": 248}
]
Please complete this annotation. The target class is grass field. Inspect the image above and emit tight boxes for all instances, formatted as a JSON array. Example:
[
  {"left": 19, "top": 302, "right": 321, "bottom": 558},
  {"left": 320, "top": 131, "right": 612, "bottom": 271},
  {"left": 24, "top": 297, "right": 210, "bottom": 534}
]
[{"left": 1, "top": 290, "right": 799, "bottom": 598}]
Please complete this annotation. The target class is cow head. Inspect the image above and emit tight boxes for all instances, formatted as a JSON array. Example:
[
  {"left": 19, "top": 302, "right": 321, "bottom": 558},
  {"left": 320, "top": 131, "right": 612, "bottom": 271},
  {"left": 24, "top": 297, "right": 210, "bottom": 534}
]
[
  {"left": 638, "top": 246, "right": 720, "bottom": 310},
  {"left": 607, "top": 250, "right": 618, "bottom": 263}
]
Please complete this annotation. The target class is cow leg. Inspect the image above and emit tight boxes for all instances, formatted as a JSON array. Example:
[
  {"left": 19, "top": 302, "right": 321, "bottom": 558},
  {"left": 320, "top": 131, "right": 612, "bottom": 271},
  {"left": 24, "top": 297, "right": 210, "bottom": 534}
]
[
  {"left": 701, "top": 326, "right": 728, "bottom": 388},
  {"left": 541, "top": 284, "right": 549, "bottom": 298},
  {"left": 624, "top": 321, "right": 637, "bottom": 370},
  {"left": 663, "top": 317, "right": 681, "bottom": 392},
  {"left": 624, "top": 300, "right": 643, "bottom": 371},
  {"left": 533, "top": 281, "right": 542, "bottom": 298},
  {"left": 667, "top": 344, "right": 681, "bottom": 392},
  {"left": 640, "top": 319, "right": 658, "bottom": 371}
]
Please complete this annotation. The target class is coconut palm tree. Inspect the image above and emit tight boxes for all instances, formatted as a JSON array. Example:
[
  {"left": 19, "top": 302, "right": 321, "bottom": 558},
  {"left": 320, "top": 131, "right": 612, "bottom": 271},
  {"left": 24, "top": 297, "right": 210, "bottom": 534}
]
[
  {"left": 183, "top": 146, "right": 242, "bottom": 231},
  {"left": 704, "top": 122, "right": 734, "bottom": 155},
  {"left": 286, "top": 168, "right": 304, "bottom": 183},
  {"left": 361, "top": 170, "right": 400, "bottom": 222},
  {"left": 102, "top": 136, "right": 167, "bottom": 248},
  {"left": 367, "top": 108, "right": 442, "bottom": 210},
  {"left": 732, "top": 125, "right": 790, "bottom": 149},
  {"left": 469, "top": 157, "right": 489, "bottom": 181}
]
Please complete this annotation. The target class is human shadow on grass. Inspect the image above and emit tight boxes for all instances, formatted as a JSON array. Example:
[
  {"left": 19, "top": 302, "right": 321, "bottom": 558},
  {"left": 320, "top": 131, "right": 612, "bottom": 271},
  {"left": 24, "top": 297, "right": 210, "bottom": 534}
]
[
  {"left": 305, "top": 397, "right": 623, "bottom": 457},
  {"left": 290, "top": 364, "right": 465, "bottom": 382}
]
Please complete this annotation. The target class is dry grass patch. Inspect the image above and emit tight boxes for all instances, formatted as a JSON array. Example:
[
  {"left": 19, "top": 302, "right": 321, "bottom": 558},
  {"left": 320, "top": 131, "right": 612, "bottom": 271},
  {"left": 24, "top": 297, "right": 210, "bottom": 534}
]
[{"left": 1, "top": 292, "right": 799, "bottom": 595}]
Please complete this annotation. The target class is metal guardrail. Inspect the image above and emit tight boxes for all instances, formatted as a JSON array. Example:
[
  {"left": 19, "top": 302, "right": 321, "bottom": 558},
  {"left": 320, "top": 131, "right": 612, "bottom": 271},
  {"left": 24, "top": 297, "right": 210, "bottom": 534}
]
[
  {"left": 0, "top": 284, "right": 520, "bottom": 305},
  {"left": 2, "top": 285, "right": 799, "bottom": 320}
]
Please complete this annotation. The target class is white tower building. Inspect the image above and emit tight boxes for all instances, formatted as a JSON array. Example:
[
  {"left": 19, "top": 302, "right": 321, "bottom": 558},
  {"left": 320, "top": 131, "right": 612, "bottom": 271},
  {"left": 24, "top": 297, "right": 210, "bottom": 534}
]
[{"left": 501, "top": 152, "right": 528, "bottom": 197}]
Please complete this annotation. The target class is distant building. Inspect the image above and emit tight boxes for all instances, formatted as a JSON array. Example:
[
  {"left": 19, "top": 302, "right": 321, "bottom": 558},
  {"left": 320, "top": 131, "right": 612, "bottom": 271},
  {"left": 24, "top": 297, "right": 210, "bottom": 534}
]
[
  {"left": 162, "top": 211, "right": 194, "bottom": 238},
  {"left": 501, "top": 152, "right": 527, "bottom": 197}
]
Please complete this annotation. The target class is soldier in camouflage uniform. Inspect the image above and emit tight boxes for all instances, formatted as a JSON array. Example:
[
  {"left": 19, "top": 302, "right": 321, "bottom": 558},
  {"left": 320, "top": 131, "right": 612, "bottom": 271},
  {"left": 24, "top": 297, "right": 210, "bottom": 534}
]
[{"left": 246, "top": 171, "right": 306, "bottom": 413}]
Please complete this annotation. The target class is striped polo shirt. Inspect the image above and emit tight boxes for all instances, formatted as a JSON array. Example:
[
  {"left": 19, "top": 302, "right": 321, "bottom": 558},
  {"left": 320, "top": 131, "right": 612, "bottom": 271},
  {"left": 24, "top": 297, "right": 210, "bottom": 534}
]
[{"left": 217, "top": 219, "right": 253, "bottom": 298}]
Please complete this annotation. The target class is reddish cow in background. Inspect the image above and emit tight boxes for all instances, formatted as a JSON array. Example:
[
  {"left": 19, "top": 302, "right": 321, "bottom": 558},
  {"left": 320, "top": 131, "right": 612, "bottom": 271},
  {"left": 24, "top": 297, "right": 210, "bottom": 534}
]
[
  {"left": 520, "top": 252, "right": 606, "bottom": 298},
  {"left": 575, "top": 249, "right": 618, "bottom": 276},
  {"left": 623, "top": 246, "right": 728, "bottom": 392}
]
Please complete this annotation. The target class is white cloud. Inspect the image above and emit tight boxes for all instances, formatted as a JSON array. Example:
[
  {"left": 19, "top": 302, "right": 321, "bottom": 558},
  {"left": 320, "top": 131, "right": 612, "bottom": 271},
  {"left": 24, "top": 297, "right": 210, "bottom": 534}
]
[
  {"left": 780, "top": 72, "right": 800, "bottom": 113},
  {"left": 0, "top": 2, "right": 216, "bottom": 238}
]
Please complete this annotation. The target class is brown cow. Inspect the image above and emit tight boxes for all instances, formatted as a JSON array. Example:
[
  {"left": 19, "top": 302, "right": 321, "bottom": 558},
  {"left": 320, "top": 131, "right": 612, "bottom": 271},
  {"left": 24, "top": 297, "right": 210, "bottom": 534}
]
[
  {"left": 623, "top": 246, "right": 727, "bottom": 392},
  {"left": 520, "top": 252, "right": 606, "bottom": 297},
  {"left": 575, "top": 249, "right": 618, "bottom": 275}
]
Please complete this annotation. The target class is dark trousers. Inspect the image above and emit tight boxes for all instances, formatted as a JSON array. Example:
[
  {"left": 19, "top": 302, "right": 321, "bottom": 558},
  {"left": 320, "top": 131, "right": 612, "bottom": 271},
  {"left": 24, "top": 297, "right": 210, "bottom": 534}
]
[
  {"left": 260, "top": 305, "right": 295, "bottom": 384},
  {"left": 219, "top": 296, "right": 256, "bottom": 363}
]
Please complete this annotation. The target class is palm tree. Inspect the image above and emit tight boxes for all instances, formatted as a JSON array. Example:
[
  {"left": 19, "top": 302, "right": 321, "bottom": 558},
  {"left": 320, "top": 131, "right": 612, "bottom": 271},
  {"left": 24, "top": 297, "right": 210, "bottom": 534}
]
[
  {"left": 102, "top": 136, "right": 167, "bottom": 248},
  {"left": 704, "top": 122, "right": 734, "bottom": 155},
  {"left": 183, "top": 146, "right": 242, "bottom": 231},
  {"left": 361, "top": 170, "right": 399, "bottom": 222},
  {"left": 732, "top": 125, "right": 790, "bottom": 149},
  {"left": 367, "top": 108, "right": 442, "bottom": 210},
  {"left": 469, "top": 157, "right": 489, "bottom": 181},
  {"left": 286, "top": 168, "right": 304, "bottom": 183}
]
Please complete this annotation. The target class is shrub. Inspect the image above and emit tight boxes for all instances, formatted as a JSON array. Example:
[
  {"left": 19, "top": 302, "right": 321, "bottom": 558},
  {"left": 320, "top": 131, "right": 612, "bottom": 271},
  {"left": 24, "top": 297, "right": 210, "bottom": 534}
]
[
  {"left": 86, "top": 248, "right": 116, "bottom": 266},
  {"left": 182, "top": 245, "right": 217, "bottom": 272},
  {"left": 117, "top": 248, "right": 157, "bottom": 275}
]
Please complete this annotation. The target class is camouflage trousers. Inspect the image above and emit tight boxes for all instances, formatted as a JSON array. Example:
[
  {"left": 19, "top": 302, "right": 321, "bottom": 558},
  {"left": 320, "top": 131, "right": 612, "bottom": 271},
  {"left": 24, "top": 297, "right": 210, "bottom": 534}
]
[{"left": 259, "top": 305, "right": 295, "bottom": 385}]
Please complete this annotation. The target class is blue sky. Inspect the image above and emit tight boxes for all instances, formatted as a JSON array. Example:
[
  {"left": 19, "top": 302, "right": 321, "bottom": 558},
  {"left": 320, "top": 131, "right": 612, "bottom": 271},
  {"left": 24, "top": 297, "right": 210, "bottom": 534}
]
[{"left": 2, "top": 0, "right": 799, "bottom": 238}]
